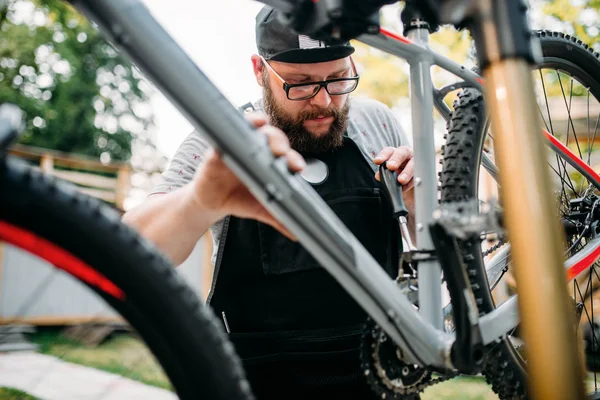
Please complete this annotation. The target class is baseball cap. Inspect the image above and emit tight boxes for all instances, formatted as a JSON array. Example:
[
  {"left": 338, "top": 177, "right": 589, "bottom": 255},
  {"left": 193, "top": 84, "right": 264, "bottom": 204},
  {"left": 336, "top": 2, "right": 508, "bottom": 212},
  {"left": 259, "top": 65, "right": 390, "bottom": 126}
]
[{"left": 255, "top": 6, "right": 355, "bottom": 64}]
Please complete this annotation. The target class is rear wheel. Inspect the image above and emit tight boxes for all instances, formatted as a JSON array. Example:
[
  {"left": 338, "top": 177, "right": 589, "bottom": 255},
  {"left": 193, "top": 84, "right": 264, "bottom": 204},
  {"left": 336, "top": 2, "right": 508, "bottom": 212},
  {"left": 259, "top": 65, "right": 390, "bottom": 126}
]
[
  {"left": 0, "top": 155, "right": 253, "bottom": 400},
  {"left": 440, "top": 31, "right": 600, "bottom": 399}
]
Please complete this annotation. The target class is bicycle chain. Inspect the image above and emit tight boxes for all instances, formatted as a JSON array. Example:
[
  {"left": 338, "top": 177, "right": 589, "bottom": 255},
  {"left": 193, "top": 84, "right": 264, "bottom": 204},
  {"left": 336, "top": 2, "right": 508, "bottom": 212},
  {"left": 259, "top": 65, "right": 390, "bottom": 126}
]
[
  {"left": 482, "top": 236, "right": 507, "bottom": 257},
  {"left": 361, "top": 320, "right": 459, "bottom": 398},
  {"left": 358, "top": 226, "right": 506, "bottom": 398}
]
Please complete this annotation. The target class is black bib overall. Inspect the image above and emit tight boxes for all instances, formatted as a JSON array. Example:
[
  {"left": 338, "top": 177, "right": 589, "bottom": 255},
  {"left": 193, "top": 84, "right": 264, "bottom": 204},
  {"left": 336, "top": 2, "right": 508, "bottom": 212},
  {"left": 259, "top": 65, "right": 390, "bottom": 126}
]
[{"left": 208, "top": 136, "right": 400, "bottom": 399}]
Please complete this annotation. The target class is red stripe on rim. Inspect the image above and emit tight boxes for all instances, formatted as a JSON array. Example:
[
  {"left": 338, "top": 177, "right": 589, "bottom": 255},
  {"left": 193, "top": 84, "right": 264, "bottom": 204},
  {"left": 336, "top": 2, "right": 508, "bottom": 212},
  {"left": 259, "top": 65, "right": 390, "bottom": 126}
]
[
  {"left": 379, "top": 28, "right": 413, "bottom": 44},
  {"left": 541, "top": 129, "right": 600, "bottom": 279},
  {"left": 567, "top": 245, "right": 600, "bottom": 281},
  {"left": 0, "top": 220, "right": 125, "bottom": 300},
  {"left": 543, "top": 129, "right": 600, "bottom": 183}
]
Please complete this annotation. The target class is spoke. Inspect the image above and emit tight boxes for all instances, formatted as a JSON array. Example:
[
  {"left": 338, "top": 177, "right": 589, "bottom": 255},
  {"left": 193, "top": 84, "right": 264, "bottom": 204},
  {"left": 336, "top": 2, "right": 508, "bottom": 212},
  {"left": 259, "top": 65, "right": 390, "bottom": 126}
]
[
  {"left": 588, "top": 91, "right": 591, "bottom": 166},
  {"left": 548, "top": 161, "right": 578, "bottom": 201},
  {"left": 556, "top": 76, "right": 582, "bottom": 196},
  {"left": 568, "top": 79, "right": 586, "bottom": 174},
  {"left": 556, "top": 144, "right": 579, "bottom": 197},
  {"left": 558, "top": 72, "right": 583, "bottom": 161},
  {"left": 575, "top": 280, "right": 593, "bottom": 324},
  {"left": 540, "top": 69, "right": 556, "bottom": 136},
  {"left": 583, "top": 268, "right": 594, "bottom": 301},
  {"left": 592, "top": 266, "right": 597, "bottom": 390},
  {"left": 6, "top": 271, "right": 156, "bottom": 397},
  {"left": 538, "top": 105, "right": 551, "bottom": 133},
  {"left": 591, "top": 112, "right": 600, "bottom": 169},
  {"left": 25, "top": 316, "right": 113, "bottom": 394},
  {"left": 582, "top": 267, "right": 600, "bottom": 392},
  {"left": 545, "top": 70, "right": 579, "bottom": 196},
  {"left": 552, "top": 169, "right": 569, "bottom": 212},
  {"left": 592, "top": 264, "right": 600, "bottom": 283},
  {"left": 0, "top": 270, "right": 59, "bottom": 342}
]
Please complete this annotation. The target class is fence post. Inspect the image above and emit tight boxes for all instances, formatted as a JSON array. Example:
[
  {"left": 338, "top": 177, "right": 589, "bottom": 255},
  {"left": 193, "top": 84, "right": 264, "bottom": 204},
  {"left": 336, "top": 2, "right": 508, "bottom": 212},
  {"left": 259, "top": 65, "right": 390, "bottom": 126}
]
[
  {"left": 40, "top": 154, "right": 54, "bottom": 173},
  {"left": 115, "top": 166, "right": 131, "bottom": 211}
]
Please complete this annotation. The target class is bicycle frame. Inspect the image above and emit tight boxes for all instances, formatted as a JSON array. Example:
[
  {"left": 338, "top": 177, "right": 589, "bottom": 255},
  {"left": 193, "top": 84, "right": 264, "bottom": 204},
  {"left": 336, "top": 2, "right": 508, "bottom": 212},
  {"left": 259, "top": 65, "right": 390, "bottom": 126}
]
[
  {"left": 360, "top": 29, "right": 600, "bottom": 344},
  {"left": 67, "top": 0, "right": 600, "bottom": 371}
]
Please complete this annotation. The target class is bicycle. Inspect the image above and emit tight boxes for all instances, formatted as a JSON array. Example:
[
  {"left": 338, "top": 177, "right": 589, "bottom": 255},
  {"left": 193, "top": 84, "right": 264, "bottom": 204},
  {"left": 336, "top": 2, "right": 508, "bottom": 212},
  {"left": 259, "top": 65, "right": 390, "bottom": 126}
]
[{"left": 1, "top": 0, "right": 597, "bottom": 399}]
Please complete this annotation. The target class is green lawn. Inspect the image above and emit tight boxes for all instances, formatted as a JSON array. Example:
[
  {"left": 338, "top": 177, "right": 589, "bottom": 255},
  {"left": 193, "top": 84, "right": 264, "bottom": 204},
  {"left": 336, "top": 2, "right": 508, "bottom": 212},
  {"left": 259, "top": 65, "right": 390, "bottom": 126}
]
[
  {"left": 423, "top": 376, "right": 499, "bottom": 399},
  {"left": 29, "top": 330, "right": 172, "bottom": 391},
  {"left": 22, "top": 329, "right": 600, "bottom": 398},
  {"left": 28, "top": 329, "right": 502, "bottom": 398},
  {"left": 0, "top": 387, "right": 39, "bottom": 400}
]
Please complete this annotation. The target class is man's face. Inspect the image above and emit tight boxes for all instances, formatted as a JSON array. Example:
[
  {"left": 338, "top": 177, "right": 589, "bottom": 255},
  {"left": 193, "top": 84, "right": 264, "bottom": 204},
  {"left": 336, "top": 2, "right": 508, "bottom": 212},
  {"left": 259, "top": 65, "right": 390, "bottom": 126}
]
[{"left": 256, "top": 57, "right": 352, "bottom": 155}]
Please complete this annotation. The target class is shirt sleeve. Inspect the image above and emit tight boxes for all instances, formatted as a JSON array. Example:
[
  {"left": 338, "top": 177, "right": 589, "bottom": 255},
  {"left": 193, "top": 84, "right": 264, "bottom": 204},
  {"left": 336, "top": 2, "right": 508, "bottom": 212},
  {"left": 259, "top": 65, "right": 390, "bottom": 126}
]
[
  {"left": 149, "top": 130, "right": 211, "bottom": 195},
  {"left": 381, "top": 104, "right": 410, "bottom": 149}
]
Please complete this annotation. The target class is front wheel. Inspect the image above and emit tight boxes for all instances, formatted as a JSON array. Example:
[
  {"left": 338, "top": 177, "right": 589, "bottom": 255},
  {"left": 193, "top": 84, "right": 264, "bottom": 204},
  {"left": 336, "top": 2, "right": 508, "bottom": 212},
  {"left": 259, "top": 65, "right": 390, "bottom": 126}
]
[
  {"left": 440, "top": 31, "right": 600, "bottom": 399},
  {"left": 0, "top": 155, "right": 253, "bottom": 399}
]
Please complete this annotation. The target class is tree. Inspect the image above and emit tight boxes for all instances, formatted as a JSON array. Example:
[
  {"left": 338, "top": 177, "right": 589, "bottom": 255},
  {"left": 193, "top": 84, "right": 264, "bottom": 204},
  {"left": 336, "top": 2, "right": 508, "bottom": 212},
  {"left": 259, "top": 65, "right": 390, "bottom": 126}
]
[
  {"left": 0, "top": 0, "right": 156, "bottom": 163},
  {"left": 351, "top": 1, "right": 599, "bottom": 108},
  {"left": 535, "top": 0, "right": 600, "bottom": 51}
]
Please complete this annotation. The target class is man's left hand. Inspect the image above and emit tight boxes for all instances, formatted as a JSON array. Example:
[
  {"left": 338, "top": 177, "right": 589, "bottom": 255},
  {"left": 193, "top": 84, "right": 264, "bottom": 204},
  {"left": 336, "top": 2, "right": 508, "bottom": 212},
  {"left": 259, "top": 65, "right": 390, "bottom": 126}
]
[{"left": 373, "top": 146, "right": 414, "bottom": 191}]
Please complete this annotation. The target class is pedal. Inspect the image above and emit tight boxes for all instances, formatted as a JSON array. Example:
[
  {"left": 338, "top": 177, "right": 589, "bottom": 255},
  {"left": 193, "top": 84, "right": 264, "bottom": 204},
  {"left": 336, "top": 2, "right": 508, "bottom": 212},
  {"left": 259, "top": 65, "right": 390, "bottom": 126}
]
[{"left": 432, "top": 199, "right": 504, "bottom": 240}]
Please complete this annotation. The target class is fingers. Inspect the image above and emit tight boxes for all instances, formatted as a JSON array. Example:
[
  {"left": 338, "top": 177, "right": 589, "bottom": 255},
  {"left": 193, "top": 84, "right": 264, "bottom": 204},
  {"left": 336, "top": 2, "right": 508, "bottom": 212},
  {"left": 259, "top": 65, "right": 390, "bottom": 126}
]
[
  {"left": 286, "top": 149, "right": 305, "bottom": 172},
  {"left": 261, "top": 125, "right": 289, "bottom": 156},
  {"left": 260, "top": 125, "right": 306, "bottom": 171},
  {"left": 374, "top": 146, "right": 415, "bottom": 188},
  {"left": 386, "top": 147, "right": 413, "bottom": 172},
  {"left": 373, "top": 147, "right": 395, "bottom": 165},
  {"left": 245, "top": 111, "right": 269, "bottom": 128},
  {"left": 374, "top": 146, "right": 413, "bottom": 171},
  {"left": 398, "top": 158, "right": 414, "bottom": 187}
]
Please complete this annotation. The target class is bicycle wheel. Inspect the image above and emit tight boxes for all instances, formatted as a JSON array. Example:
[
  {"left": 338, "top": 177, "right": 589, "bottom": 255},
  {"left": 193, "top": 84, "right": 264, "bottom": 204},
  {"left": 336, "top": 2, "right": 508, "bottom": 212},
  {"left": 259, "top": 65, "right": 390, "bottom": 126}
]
[
  {"left": 440, "top": 31, "right": 600, "bottom": 399},
  {"left": 0, "top": 154, "right": 253, "bottom": 400}
]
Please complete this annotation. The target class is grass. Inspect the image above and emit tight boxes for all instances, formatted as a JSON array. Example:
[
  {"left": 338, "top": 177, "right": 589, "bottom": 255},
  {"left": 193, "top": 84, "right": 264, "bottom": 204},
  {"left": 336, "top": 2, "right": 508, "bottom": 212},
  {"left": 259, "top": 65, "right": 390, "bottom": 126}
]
[
  {"left": 29, "top": 329, "right": 172, "bottom": 391},
  {"left": 423, "top": 376, "right": 499, "bottom": 400},
  {"left": 24, "top": 330, "right": 513, "bottom": 399},
  {"left": 0, "top": 387, "right": 39, "bottom": 400}
]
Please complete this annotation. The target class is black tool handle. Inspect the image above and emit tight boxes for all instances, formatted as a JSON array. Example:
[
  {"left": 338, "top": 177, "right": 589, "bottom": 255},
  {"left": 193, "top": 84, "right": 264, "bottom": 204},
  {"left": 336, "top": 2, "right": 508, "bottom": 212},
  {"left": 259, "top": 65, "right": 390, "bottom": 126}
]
[{"left": 379, "top": 162, "right": 408, "bottom": 219}]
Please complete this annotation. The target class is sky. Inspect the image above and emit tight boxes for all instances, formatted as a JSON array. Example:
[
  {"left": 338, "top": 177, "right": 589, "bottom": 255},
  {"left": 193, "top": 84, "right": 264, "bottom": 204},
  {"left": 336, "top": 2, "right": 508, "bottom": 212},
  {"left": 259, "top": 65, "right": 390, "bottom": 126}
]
[{"left": 140, "top": 0, "right": 265, "bottom": 158}]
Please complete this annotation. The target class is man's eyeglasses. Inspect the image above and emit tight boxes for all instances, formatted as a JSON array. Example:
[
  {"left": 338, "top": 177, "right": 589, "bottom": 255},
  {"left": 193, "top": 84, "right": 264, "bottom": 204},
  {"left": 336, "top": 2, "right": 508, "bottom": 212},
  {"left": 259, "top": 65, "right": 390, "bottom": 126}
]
[{"left": 260, "top": 56, "right": 360, "bottom": 101}]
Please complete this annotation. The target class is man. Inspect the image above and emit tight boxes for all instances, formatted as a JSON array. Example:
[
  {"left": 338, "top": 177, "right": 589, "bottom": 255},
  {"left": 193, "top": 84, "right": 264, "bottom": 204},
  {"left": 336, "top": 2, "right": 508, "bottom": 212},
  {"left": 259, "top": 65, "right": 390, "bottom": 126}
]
[{"left": 123, "top": 5, "right": 415, "bottom": 399}]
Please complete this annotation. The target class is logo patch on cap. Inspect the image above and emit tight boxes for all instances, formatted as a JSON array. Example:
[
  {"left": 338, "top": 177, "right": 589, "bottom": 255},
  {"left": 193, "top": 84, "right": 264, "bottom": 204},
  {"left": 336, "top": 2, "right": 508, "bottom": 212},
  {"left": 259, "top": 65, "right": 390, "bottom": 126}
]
[{"left": 298, "top": 35, "right": 326, "bottom": 49}]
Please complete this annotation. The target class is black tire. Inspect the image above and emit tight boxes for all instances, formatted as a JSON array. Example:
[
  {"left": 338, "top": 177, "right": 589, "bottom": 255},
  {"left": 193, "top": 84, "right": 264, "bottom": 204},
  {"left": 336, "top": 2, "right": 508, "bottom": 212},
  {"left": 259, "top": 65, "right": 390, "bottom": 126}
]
[
  {"left": 439, "top": 31, "right": 600, "bottom": 399},
  {"left": 0, "top": 155, "right": 253, "bottom": 400}
]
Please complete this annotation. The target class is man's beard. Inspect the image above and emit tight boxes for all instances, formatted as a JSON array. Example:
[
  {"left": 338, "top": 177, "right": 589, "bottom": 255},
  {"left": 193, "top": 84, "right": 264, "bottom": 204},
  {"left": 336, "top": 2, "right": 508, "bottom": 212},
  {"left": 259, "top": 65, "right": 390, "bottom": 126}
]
[{"left": 262, "top": 80, "right": 350, "bottom": 155}]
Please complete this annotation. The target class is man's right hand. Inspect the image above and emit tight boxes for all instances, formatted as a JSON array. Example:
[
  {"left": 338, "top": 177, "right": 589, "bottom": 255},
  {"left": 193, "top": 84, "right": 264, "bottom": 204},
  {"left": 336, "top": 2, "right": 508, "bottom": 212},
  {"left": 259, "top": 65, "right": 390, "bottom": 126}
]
[{"left": 190, "top": 112, "right": 305, "bottom": 240}]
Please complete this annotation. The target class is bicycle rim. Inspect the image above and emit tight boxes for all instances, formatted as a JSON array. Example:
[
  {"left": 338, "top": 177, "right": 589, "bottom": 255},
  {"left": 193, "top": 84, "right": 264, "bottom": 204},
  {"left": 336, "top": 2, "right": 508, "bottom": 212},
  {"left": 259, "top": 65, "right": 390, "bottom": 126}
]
[{"left": 440, "top": 31, "right": 600, "bottom": 399}]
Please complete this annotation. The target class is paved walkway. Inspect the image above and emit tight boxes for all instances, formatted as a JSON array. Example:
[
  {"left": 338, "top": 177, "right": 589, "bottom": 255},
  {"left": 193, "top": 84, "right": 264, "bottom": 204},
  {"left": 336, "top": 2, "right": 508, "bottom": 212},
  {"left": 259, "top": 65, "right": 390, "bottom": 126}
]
[{"left": 0, "top": 351, "right": 177, "bottom": 400}]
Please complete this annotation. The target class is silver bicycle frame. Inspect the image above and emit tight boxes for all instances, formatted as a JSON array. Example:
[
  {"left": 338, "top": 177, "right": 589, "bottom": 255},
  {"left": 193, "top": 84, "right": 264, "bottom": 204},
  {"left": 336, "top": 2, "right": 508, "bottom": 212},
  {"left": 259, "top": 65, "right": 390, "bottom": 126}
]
[
  {"left": 69, "top": 0, "right": 600, "bottom": 370},
  {"left": 360, "top": 29, "right": 600, "bottom": 343}
]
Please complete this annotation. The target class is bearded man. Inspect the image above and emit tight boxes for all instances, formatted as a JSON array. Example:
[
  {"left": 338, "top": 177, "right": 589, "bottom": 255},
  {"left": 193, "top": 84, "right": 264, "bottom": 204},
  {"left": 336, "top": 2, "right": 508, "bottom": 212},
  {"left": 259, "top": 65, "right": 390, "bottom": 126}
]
[{"left": 123, "top": 5, "right": 416, "bottom": 399}]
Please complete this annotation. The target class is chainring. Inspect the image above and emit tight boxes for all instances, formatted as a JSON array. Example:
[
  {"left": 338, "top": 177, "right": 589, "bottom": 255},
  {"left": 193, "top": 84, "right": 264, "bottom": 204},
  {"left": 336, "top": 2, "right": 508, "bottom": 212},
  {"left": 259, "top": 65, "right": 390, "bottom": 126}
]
[{"left": 360, "top": 318, "right": 458, "bottom": 399}]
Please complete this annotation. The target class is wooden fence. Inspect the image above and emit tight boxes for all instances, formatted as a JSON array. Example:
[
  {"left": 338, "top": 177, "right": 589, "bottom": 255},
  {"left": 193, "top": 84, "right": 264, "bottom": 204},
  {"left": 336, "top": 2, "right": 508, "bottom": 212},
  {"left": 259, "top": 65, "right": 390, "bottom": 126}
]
[
  {"left": 7, "top": 144, "right": 131, "bottom": 211},
  {"left": 0, "top": 145, "right": 131, "bottom": 325}
]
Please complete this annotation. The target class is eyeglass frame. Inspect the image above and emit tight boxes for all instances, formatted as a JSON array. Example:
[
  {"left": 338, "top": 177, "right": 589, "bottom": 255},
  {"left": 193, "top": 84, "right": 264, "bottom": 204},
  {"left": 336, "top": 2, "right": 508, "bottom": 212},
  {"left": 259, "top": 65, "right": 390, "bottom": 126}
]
[{"left": 260, "top": 55, "right": 360, "bottom": 101}]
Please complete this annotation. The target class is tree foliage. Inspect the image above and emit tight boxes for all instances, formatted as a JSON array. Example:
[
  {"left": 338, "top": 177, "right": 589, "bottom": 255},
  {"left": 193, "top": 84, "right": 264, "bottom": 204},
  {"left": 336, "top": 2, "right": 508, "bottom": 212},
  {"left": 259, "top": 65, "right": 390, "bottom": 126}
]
[
  {"left": 351, "top": 0, "right": 599, "bottom": 108},
  {"left": 0, "top": 0, "right": 155, "bottom": 163}
]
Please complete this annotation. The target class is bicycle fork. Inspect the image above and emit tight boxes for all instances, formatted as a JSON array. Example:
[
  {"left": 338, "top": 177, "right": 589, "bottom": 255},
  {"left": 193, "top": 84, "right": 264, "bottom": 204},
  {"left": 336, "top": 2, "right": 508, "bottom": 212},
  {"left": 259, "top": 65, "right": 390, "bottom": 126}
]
[{"left": 467, "top": 0, "right": 587, "bottom": 398}]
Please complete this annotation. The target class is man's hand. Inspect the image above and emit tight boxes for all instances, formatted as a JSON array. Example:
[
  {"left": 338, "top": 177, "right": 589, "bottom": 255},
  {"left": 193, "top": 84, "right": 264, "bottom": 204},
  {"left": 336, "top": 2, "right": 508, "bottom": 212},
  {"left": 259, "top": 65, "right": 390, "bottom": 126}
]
[
  {"left": 191, "top": 112, "right": 305, "bottom": 240},
  {"left": 373, "top": 145, "right": 416, "bottom": 240},
  {"left": 373, "top": 146, "right": 414, "bottom": 191}
]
